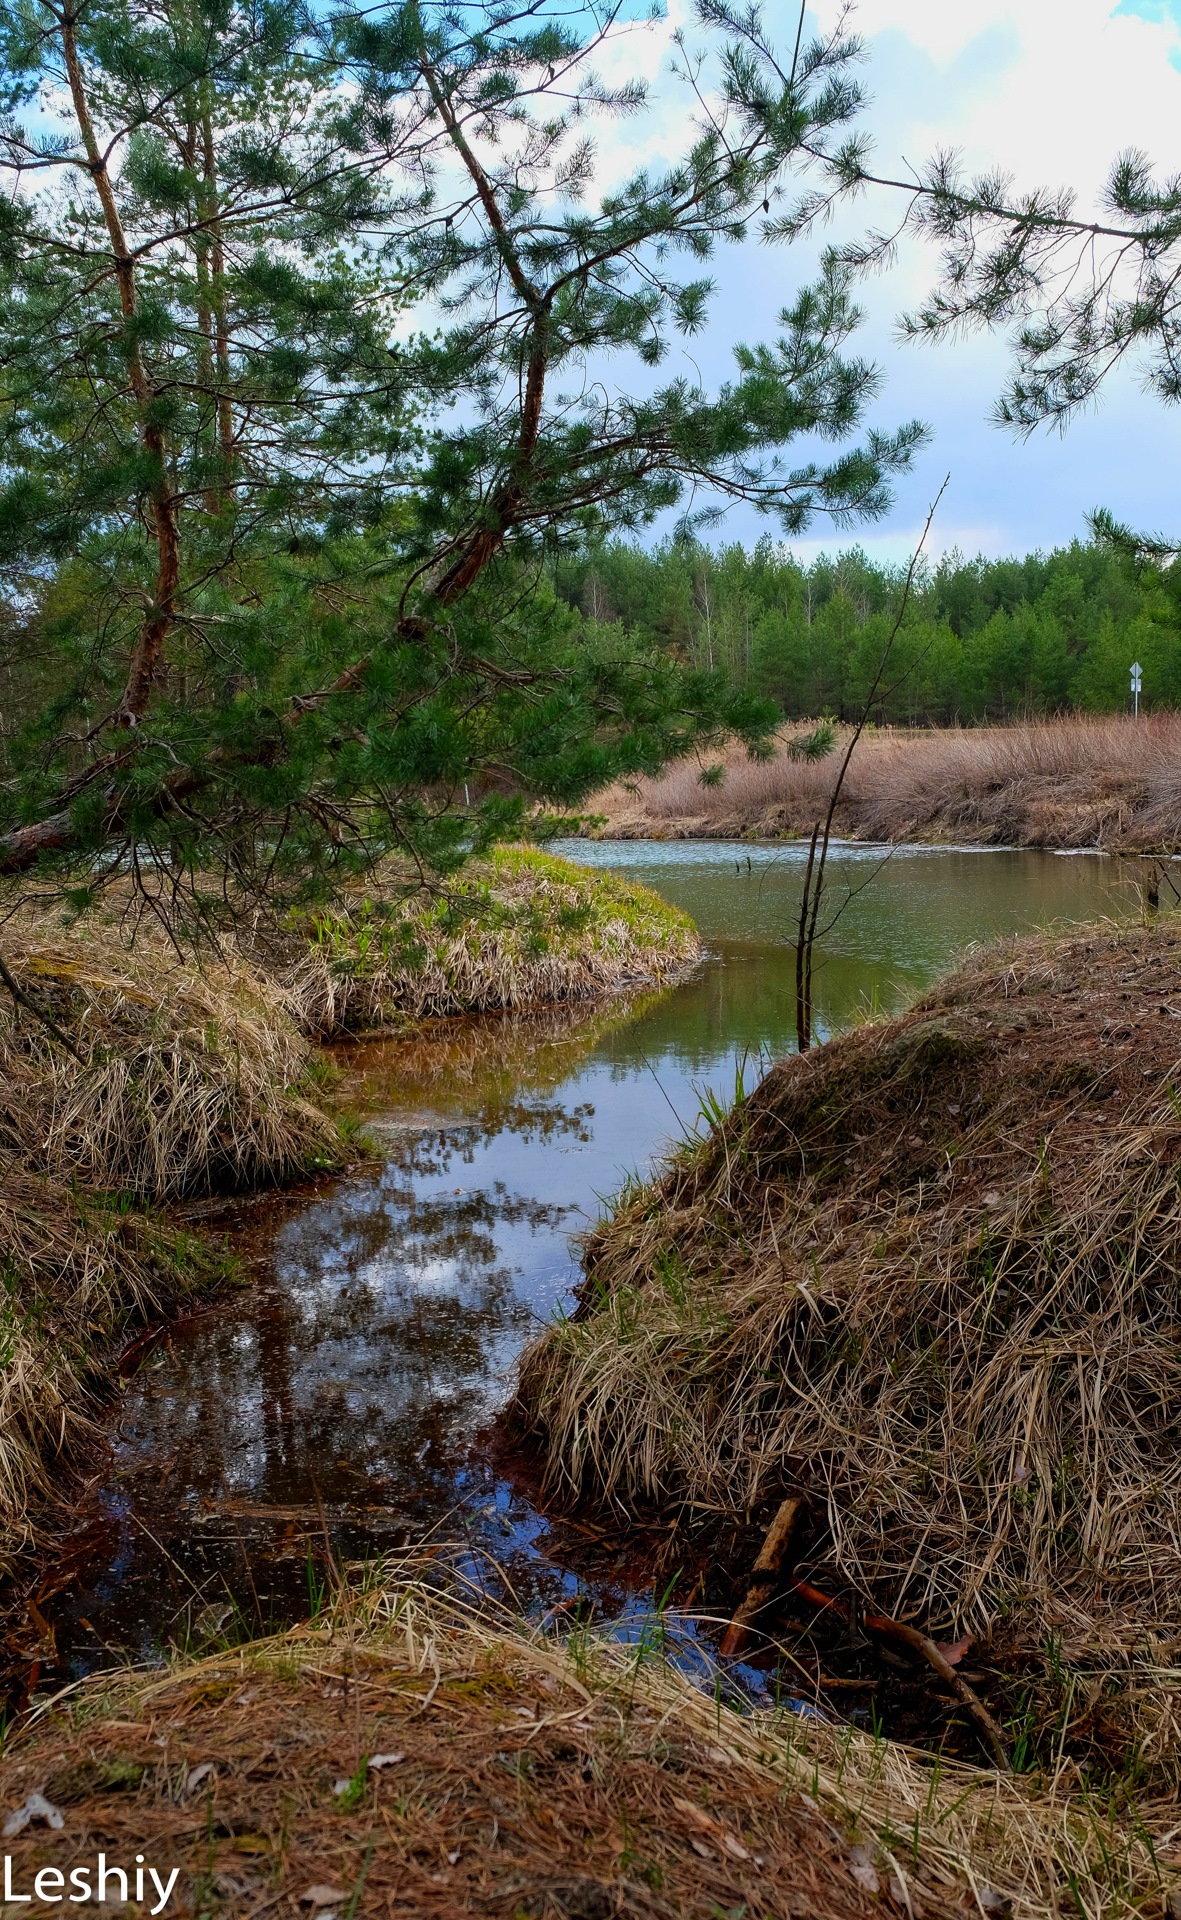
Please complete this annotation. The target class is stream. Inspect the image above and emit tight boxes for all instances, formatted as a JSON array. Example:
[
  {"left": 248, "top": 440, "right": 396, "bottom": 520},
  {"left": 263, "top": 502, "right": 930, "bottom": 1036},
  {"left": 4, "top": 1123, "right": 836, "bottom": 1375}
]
[{"left": 43, "top": 841, "right": 1134, "bottom": 1682}]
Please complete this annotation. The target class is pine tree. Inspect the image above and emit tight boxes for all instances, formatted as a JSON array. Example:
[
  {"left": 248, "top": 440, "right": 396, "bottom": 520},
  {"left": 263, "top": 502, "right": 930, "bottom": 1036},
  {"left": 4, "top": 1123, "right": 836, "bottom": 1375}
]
[{"left": 0, "top": 0, "right": 923, "bottom": 918}]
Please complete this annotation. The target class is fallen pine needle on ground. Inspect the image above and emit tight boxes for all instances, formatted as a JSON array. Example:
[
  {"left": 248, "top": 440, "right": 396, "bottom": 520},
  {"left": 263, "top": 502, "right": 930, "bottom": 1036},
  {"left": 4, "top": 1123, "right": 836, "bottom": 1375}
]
[{"left": 0, "top": 1564, "right": 1176, "bottom": 1919}]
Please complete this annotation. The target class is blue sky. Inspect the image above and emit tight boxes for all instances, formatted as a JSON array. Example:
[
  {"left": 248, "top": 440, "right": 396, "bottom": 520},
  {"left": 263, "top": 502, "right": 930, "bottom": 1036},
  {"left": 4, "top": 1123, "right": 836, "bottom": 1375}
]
[{"left": 589, "top": 0, "right": 1181, "bottom": 564}]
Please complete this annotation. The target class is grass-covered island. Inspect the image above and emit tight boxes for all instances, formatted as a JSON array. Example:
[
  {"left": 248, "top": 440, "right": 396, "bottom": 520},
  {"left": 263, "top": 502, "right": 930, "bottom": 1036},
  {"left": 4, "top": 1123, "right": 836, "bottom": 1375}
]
[
  {"left": 0, "top": 850, "right": 696, "bottom": 1583},
  {"left": 283, "top": 845, "right": 699, "bottom": 1036}
]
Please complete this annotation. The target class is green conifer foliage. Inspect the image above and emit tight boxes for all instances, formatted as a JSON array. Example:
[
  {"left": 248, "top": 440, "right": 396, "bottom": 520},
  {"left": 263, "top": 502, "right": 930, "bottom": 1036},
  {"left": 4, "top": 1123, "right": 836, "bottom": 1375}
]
[{"left": 0, "top": 0, "right": 921, "bottom": 916}]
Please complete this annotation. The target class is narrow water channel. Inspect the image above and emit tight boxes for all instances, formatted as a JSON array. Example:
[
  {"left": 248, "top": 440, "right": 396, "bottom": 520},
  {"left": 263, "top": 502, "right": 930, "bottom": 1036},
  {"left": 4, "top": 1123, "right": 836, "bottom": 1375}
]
[{"left": 46, "top": 843, "right": 1134, "bottom": 1677}]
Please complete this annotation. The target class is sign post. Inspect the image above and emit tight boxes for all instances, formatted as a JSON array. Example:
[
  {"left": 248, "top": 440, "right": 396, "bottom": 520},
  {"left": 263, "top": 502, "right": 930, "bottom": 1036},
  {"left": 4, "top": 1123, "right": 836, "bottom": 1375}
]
[{"left": 1131, "top": 660, "right": 1143, "bottom": 718}]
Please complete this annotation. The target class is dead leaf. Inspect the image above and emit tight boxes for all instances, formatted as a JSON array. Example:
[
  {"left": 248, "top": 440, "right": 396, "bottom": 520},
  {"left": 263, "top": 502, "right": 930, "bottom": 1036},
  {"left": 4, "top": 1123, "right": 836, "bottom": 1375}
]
[
  {"left": 184, "top": 1762, "right": 215, "bottom": 1797},
  {"left": 3, "top": 1793, "right": 64, "bottom": 1838},
  {"left": 368, "top": 1752, "right": 405, "bottom": 1771},
  {"left": 671, "top": 1794, "right": 751, "bottom": 1860},
  {"left": 688, "top": 1838, "right": 714, "bottom": 1860},
  {"left": 976, "top": 1889, "right": 1013, "bottom": 1918},
  {"left": 672, "top": 1794, "right": 719, "bottom": 1834},
  {"left": 934, "top": 1636, "right": 974, "bottom": 1668},
  {"left": 299, "top": 1887, "right": 346, "bottom": 1909},
  {"left": 849, "top": 1845, "right": 880, "bottom": 1895}
]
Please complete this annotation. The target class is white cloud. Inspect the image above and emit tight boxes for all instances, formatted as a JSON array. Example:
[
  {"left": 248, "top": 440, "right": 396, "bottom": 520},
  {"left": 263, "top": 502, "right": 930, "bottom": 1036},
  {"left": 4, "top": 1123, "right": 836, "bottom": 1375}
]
[{"left": 606, "top": 0, "right": 1181, "bottom": 554}]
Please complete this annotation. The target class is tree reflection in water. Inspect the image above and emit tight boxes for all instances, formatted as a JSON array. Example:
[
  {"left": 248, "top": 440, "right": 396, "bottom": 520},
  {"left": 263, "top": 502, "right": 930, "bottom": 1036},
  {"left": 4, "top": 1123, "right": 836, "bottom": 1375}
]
[
  {"left": 53, "top": 999, "right": 660, "bottom": 1671},
  {"left": 50, "top": 848, "right": 1130, "bottom": 1675}
]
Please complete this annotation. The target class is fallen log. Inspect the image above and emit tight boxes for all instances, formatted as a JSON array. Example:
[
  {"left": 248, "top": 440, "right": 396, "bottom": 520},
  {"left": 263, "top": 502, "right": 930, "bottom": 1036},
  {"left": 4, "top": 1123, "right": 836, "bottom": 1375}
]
[{"left": 719, "top": 1496, "right": 804, "bottom": 1660}]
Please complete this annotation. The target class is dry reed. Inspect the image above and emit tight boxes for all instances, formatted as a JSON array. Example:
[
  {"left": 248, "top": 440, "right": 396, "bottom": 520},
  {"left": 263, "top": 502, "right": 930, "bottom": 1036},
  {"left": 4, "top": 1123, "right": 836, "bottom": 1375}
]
[
  {"left": 285, "top": 845, "right": 699, "bottom": 1037},
  {"left": 592, "top": 713, "right": 1181, "bottom": 850},
  {"left": 3, "top": 1560, "right": 1174, "bottom": 1919},
  {"left": 515, "top": 917, "right": 1181, "bottom": 1719}
]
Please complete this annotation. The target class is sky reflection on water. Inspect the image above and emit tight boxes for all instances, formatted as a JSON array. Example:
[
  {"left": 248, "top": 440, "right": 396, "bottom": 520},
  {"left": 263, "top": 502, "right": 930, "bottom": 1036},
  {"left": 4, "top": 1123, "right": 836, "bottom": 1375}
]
[{"left": 49, "top": 843, "right": 1131, "bottom": 1671}]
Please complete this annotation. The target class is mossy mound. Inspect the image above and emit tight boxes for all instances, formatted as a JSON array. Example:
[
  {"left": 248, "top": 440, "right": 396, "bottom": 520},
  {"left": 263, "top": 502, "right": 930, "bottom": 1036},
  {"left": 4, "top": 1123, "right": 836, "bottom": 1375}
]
[
  {"left": 515, "top": 917, "right": 1181, "bottom": 1690},
  {"left": 286, "top": 844, "right": 699, "bottom": 1036}
]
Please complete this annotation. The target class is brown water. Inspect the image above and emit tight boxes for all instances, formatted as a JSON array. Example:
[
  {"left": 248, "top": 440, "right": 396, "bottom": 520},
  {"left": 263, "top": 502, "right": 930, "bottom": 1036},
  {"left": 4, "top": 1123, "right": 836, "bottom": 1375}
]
[{"left": 43, "top": 842, "right": 1136, "bottom": 1680}]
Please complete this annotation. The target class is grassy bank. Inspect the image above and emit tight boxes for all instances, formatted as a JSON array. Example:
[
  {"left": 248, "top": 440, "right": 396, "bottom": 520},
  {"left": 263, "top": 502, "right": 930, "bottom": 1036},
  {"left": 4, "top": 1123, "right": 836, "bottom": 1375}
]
[
  {"left": 0, "top": 920, "right": 344, "bottom": 1577},
  {"left": 0, "top": 1175, "right": 231, "bottom": 1577},
  {"left": 0, "top": 851, "right": 695, "bottom": 1585},
  {"left": 590, "top": 713, "right": 1181, "bottom": 850},
  {"left": 284, "top": 845, "right": 699, "bottom": 1037},
  {"left": 515, "top": 916, "right": 1181, "bottom": 1782},
  {"left": 0, "top": 924, "right": 340, "bottom": 1200},
  {"left": 1, "top": 1564, "right": 1171, "bottom": 1920}
]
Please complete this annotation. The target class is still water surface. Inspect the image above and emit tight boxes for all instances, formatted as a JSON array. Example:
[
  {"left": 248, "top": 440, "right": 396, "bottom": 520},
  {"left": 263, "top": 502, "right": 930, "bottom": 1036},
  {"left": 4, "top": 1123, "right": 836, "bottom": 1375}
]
[{"left": 49, "top": 843, "right": 1134, "bottom": 1671}]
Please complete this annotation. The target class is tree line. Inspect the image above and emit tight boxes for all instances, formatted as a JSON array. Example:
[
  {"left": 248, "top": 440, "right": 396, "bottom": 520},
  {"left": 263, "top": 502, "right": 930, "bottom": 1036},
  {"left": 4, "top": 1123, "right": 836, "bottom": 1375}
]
[{"left": 553, "top": 536, "right": 1180, "bottom": 723}]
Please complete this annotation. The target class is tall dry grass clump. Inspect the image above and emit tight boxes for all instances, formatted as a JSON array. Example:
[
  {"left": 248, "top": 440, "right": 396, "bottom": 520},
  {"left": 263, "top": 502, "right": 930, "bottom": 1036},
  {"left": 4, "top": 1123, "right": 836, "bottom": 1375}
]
[
  {"left": 593, "top": 712, "right": 1181, "bottom": 849},
  {"left": 515, "top": 917, "right": 1181, "bottom": 1687},
  {"left": 0, "top": 1166, "right": 228, "bottom": 1572},
  {"left": 0, "top": 920, "right": 339, "bottom": 1201},
  {"left": 285, "top": 844, "right": 699, "bottom": 1036}
]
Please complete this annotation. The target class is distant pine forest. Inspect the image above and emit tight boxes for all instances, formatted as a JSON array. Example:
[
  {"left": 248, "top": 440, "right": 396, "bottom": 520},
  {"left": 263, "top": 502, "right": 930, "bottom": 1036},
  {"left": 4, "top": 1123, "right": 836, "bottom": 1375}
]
[{"left": 553, "top": 539, "right": 1179, "bottom": 722}]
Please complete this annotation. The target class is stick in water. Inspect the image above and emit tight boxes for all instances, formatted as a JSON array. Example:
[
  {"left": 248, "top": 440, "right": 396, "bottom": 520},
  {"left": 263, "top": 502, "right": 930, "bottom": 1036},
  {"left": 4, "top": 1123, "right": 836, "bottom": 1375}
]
[
  {"left": 862, "top": 1612, "right": 1011, "bottom": 1772},
  {"left": 720, "top": 1496, "right": 805, "bottom": 1660}
]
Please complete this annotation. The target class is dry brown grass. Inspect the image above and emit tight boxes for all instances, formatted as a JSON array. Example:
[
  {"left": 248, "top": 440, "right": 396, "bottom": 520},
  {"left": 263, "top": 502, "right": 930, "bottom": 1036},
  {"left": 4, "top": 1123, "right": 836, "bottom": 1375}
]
[
  {"left": 2, "top": 1562, "right": 1174, "bottom": 1919},
  {"left": 0, "top": 916, "right": 339, "bottom": 1202},
  {"left": 284, "top": 846, "right": 699, "bottom": 1038},
  {"left": 515, "top": 916, "right": 1181, "bottom": 1739},
  {"left": 0, "top": 1167, "right": 229, "bottom": 1574},
  {"left": 592, "top": 713, "right": 1181, "bottom": 849},
  {"left": 0, "top": 913, "right": 343, "bottom": 1577}
]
